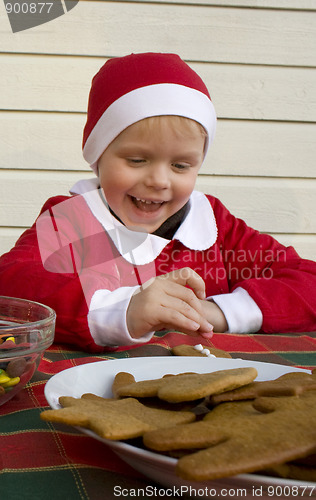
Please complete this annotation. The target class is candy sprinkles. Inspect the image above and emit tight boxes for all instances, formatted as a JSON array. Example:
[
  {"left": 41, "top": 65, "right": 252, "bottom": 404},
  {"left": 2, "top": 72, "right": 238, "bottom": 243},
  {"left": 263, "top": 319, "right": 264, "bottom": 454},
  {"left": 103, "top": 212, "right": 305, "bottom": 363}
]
[{"left": 193, "top": 344, "right": 216, "bottom": 358}]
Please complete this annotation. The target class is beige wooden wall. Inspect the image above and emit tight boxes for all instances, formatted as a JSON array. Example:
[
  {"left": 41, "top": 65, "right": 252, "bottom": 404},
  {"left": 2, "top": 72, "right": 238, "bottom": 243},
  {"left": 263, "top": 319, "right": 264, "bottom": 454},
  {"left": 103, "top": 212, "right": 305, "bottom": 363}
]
[{"left": 0, "top": 0, "right": 315, "bottom": 261}]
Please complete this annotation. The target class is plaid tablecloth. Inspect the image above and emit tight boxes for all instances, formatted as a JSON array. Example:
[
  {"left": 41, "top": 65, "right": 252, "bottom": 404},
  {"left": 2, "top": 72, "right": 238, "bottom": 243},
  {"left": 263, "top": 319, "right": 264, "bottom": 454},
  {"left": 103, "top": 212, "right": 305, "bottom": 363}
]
[{"left": 1, "top": 330, "right": 316, "bottom": 500}]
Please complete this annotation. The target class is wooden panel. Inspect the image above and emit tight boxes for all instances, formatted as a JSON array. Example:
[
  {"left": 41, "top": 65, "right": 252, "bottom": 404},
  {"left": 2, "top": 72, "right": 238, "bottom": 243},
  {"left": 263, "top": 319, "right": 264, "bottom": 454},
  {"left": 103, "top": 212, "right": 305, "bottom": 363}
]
[
  {"left": 0, "top": 112, "right": 87, "bottom": 172},
  {"left": 195, "top": 176, "right": 316, "bottom": 233},
  {"left": 203, "top": 120, "right": 316, "bottom": 177},
  {"left": 0, "top": 170, "right": 314, "bottom": 234},
  {"left": 0, "top": 3, "right": 315, "bottom": 66},
  {"left": 1, "top": 112, "right": 316, "bottom": 178},
  {"left": 0, "top": 55, "right": 97, "bottom": 113},
  {"left": 117, "top": 0, "right": 316, "bottom": 9},
  {"left": 0, "top": 228, "right": 25, "bottom": 256},
  {"left": 2, "top": 55, "right": 316, "bottom": 122},
  {"left": 0, "top": 170, "right": 93, "bottom": 227},
  {"left": 269, "top": 234, "right": 316, "bottom": 261}
]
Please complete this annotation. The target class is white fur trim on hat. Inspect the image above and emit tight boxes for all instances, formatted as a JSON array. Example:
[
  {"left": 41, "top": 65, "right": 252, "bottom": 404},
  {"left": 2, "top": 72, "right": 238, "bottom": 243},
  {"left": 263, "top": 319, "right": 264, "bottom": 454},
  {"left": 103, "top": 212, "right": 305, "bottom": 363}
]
[{"left": 83, "top": 83, "right": 216, "bottom": 175}]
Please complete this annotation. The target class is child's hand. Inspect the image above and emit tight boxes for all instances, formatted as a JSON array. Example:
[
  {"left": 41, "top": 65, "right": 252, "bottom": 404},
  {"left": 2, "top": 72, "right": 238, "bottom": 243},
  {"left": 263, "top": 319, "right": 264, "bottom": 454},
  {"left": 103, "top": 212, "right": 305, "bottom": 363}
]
[
  {"left": 199, "top": 299, "right": 229, "bottom": 334},
  {"left": 126, "top": 267, "right": 214, "bottom": 339}
]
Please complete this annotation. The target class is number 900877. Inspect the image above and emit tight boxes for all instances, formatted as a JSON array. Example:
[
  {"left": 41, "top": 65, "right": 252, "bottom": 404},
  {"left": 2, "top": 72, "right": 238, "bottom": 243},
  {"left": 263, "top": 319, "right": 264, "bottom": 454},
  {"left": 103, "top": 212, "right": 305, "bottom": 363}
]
[{"left": 5, "top": 2, "right": 53, "bottom": 14}]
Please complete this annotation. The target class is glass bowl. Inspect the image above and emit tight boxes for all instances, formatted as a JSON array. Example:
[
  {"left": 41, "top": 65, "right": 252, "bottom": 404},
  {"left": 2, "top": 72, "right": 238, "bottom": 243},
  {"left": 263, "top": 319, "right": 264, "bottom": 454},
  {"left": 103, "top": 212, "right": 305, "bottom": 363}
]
[{"left": 0, "top": 296, "right": 56, "bottom": 406}]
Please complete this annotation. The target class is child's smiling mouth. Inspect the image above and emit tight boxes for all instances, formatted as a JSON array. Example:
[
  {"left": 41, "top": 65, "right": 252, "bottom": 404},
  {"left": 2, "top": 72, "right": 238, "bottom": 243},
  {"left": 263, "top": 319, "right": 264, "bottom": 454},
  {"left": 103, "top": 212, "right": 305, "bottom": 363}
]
[{"left": 130, "top": 196, "right": 166, "bottom": 213}]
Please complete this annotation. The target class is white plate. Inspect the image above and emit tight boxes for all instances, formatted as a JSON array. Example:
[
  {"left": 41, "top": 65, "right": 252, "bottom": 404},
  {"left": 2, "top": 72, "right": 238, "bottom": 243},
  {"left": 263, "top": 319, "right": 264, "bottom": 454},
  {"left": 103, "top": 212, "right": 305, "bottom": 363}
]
[{"left": 44, "top": 357, "right": 315, "bottom": 497}]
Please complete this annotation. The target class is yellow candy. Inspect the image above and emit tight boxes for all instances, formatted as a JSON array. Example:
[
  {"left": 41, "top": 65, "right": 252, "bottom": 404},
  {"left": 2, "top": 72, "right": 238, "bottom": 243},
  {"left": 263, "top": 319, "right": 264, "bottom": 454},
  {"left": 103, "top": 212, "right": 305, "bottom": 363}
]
[
  {"left": 2, "top": 376, "right": 20, "bottom": 387},
  {"left": 0, "top": 336, "right": 15, "bottom": 345},
  {"left": 0, "top": 371, "right": 11, "bottom": 385}
]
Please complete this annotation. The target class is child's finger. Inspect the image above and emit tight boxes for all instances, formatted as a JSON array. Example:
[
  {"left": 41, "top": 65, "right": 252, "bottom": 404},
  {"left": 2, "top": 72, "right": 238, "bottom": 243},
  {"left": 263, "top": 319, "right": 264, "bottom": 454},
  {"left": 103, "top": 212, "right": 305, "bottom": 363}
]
[
  {"left": 161, "top": 294, "right": 202, "bottom": 327},
  {"left": 154, "top": 305, "right": 204, "bottom": 335},
  {"left": 161, "top": 281, "right": 211, "bottom": 328},
  {"left": 163, "top": 267, "right": 206, "bottom": 300},
  {"left": 164, "top": 280, "right": 203, "bottom": 309},
  {"left": 160, "top": 291, "right": 214, "bottom": 334}
]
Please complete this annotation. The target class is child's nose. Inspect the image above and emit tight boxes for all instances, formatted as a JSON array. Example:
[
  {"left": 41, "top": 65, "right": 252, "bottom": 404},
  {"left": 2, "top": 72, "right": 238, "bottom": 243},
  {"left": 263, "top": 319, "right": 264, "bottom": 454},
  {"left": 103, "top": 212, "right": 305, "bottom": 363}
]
[{"left": 144, "top": 163, "right": 171, "bottom": 190}]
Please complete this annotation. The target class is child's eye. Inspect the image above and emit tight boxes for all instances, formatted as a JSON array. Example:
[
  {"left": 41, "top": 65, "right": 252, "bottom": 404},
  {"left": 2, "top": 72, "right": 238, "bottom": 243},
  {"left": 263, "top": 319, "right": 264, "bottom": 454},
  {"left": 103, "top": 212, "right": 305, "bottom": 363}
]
[
  {"left": 127, "top": 158, "right": 146, "bottom": 165},
  {"left": 173, "top": 163, "right": 190, "bottom": 171}
]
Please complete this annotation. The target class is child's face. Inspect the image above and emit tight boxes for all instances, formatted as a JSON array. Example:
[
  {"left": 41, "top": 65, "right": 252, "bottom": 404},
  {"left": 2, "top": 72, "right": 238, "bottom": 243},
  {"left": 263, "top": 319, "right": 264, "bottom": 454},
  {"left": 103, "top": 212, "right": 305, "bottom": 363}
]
[{"left": 98, "top": 117, "right": 205, "bottom": 233}]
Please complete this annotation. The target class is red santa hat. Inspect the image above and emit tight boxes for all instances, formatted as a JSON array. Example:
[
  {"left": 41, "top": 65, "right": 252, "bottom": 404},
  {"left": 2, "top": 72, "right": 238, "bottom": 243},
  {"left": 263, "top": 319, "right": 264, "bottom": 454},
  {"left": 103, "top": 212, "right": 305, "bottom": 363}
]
[{"left": 82, "top": 52, "right": 216, "bottom": 174}]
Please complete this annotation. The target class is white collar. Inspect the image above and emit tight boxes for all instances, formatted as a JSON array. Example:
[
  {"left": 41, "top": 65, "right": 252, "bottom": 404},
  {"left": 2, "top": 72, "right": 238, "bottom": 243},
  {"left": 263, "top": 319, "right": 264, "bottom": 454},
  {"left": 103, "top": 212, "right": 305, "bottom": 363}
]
[{"left": 70, "top": 179, "right": 218, "bottom": 265}]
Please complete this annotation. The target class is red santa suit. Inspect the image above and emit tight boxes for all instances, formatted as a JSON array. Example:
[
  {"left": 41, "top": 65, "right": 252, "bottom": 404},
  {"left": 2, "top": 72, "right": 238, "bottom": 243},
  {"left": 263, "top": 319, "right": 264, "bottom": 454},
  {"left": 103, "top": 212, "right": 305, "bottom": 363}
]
[{"left": 0, "top": 178, "right": 315, "bottom": 352}]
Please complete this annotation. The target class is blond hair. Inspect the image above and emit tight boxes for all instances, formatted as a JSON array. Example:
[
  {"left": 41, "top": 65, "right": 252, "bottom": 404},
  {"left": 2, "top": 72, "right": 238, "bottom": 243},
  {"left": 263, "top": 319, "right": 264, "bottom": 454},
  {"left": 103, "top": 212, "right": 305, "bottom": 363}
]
[{"left": 134, "top": 115, "right": 207, "bottom": 141}]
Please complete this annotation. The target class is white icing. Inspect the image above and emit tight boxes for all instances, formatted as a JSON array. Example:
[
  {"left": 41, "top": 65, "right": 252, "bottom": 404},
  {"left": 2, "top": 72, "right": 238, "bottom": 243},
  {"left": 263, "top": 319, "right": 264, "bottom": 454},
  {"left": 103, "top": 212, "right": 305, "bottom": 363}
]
[
  {"left": 201, "top": 348, "right": 210, "bottom": 355},
  {"left": 193, "top": 344, "right": 216, "bottom": 358},
  {"left": 201, "top": 349, "right": 216, "bottom": 358},
  {"left": 193, "top": 344, "right": 203, "bottom": 351}
]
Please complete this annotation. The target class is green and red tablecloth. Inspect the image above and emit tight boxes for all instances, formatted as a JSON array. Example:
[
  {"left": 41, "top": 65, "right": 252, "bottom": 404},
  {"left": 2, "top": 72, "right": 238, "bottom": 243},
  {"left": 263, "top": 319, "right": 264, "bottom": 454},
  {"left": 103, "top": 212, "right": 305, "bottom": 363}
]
[{"left": 1, "top": 330, "right": 316, "bottom": 499}]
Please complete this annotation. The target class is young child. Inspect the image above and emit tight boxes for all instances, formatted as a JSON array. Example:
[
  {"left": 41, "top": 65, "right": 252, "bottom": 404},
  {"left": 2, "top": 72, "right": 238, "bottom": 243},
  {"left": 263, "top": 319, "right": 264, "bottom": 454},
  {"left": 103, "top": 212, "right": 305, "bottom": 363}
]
[{"left": 0, "top": 52, "right": 315, "bottom": 352}]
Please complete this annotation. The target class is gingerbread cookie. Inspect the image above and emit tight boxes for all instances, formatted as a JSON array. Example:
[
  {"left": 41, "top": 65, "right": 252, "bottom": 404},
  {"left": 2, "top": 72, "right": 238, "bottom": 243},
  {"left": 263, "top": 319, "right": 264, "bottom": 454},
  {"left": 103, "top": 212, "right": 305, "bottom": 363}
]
[
  {"left": 40, "top": 394, "right": 195, "bottom": 440},
  {"left": 112, "top": 371, "right": 136, "bottom": 398},
  {"left": 209, "top": 369, "right": 316, "bottom": 405},
  {"left": 143, "top": 391, "right": 316, "bottom": 481},
  {"left": 114, "top": 367, "right": 258, "bottom": 403}
]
